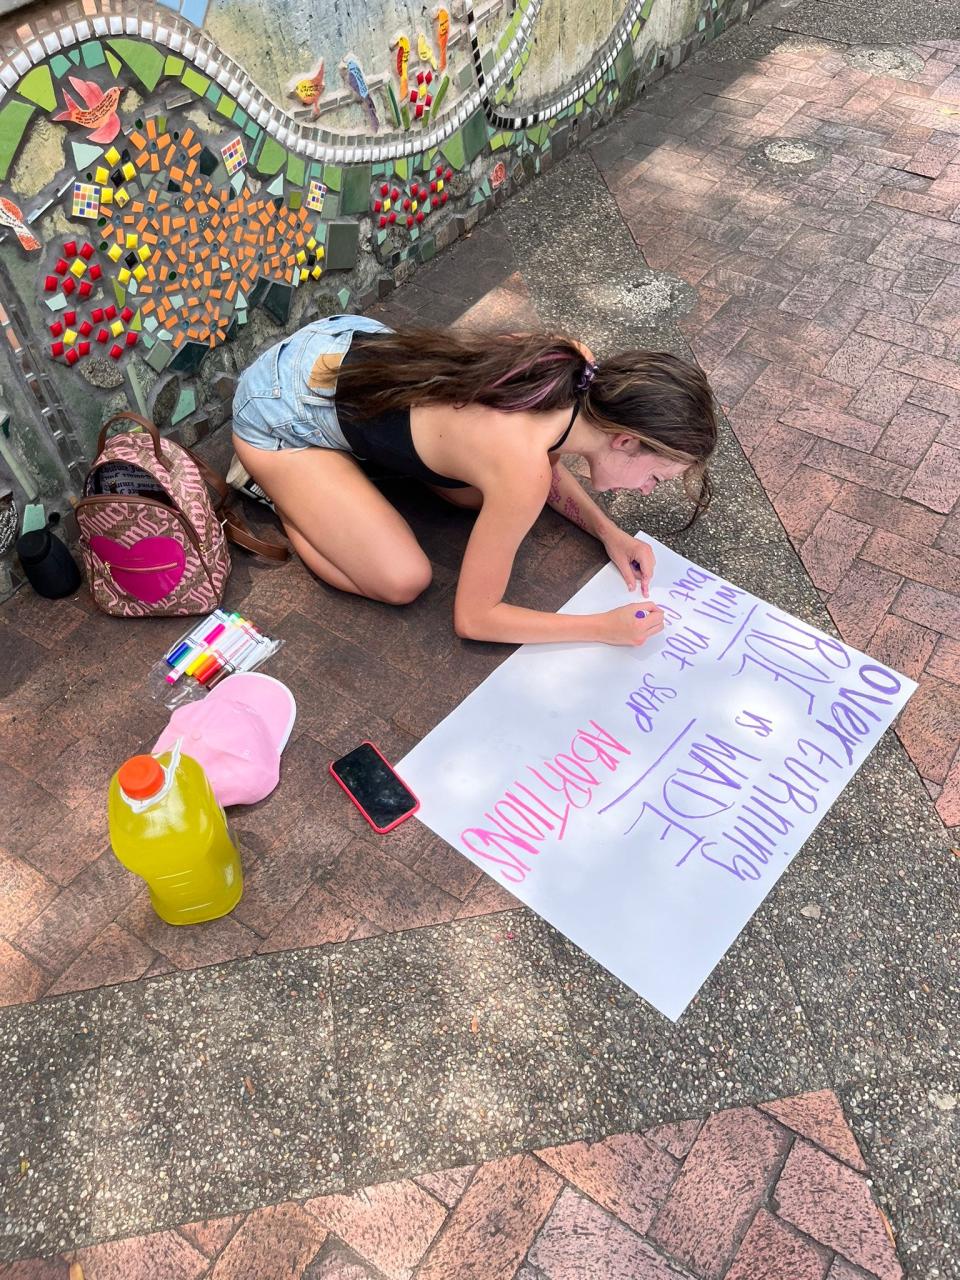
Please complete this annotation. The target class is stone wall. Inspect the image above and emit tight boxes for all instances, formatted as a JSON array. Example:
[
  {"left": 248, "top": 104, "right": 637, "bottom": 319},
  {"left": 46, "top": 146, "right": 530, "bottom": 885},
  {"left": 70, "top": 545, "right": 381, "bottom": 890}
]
[{"left": 0, "top": 0, "right": 763, "bottom": 587}]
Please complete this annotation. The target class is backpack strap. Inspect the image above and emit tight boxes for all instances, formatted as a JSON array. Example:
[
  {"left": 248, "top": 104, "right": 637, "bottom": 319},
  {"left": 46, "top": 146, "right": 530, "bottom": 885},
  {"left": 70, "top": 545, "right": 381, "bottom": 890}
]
[
  {"left": 98, "top": 411, "right": 165, "bottom": 462},
  {"left": 187, "top": 448, "right": 290, "bottom": 562}
]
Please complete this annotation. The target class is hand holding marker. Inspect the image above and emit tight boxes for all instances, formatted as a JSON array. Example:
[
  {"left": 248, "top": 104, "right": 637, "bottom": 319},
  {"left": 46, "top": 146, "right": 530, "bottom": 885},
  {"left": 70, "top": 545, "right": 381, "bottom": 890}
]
[{"left": 164, "top": 611, "right": 275, "bottom": 688}]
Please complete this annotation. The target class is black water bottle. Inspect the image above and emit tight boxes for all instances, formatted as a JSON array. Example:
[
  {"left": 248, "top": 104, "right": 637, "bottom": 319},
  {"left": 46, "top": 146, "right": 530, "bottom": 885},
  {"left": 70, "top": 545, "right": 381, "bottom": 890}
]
[{"left": 16, "top": 527, "right": 82, "bottom": 599}]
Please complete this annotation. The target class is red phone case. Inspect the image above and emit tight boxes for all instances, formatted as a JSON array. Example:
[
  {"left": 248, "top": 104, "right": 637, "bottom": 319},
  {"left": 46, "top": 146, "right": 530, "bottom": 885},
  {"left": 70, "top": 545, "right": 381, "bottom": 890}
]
[{"left": 329, "top": 741, "right": 420, "bottom": 834}]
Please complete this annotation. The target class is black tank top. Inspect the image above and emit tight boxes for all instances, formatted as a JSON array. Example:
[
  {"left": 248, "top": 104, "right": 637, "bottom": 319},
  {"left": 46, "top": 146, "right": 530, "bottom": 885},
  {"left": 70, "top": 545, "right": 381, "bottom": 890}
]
[{"left": 336, "top": 337, "right": 578, "bottom": 489}]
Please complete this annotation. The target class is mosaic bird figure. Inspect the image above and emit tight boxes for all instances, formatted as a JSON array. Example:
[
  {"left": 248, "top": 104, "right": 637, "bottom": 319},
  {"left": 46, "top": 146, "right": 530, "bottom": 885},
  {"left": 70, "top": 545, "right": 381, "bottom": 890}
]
[
  {"left": 435, "top": 8, "right": 450, "bottom": 72},
  {"left": 53, "top": 76, "right": 121, "bottom": 144},
  {"left": 0, "top": 196, "right": 40, "bottom": 252},
  {"left": 417, "top": 32, "right": 438, "bottom": 72},
  {"left": 391, "top": 34, "right": 410, "bottom": 100},
  {"left": 340, "top": 55, "right": 379, "bottom": 133},
  {"left": 286, "top": 57, "right": 325, "bottom": 118}
]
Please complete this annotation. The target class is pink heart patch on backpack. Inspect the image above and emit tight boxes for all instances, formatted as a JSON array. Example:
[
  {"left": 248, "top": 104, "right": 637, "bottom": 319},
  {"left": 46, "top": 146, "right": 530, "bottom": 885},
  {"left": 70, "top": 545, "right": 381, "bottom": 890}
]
[{"left": 89, "top": 534, "right": 186, "bottom": 604}]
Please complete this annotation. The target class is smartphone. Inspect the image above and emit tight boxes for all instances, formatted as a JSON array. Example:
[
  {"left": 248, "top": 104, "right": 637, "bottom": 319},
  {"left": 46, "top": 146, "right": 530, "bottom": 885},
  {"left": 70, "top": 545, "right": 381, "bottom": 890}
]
[{"left": 329, "top": 741, "right": 420, "bottom": 834}]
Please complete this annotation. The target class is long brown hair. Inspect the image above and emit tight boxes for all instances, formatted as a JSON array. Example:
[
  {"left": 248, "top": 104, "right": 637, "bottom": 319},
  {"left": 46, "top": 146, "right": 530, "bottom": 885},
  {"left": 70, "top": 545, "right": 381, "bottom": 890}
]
[{"left": 330, "top": 329, "right": 718, "bottom": 520}]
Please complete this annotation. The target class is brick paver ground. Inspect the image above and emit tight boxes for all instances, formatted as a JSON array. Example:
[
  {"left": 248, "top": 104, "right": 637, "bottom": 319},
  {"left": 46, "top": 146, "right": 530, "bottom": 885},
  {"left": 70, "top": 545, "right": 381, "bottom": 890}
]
[
  {"left": 2, "top": 1091, "right": 902, "bottom": 1280},
  {"left": 593, "top": 33, "right": 960, "bottom": 828}
]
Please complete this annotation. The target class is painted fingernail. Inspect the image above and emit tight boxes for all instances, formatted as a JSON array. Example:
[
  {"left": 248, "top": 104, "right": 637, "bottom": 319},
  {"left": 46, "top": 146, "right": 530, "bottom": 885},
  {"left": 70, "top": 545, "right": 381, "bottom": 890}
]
[{"left": 635, "top": 610, "right": 646, "bottom": 619}]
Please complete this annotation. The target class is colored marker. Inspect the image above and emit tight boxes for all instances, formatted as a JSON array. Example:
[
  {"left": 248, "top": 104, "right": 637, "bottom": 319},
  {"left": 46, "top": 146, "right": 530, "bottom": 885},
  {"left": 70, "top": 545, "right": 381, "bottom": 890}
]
[{"left": 635, "top": 610, "right": 647, "bottom": 619}]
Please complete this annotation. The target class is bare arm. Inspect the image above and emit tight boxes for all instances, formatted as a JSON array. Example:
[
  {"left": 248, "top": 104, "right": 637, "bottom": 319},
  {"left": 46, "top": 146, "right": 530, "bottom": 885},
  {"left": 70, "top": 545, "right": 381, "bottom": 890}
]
[{"left": 546, "top": 461, "right": 616, "bottom": 540}]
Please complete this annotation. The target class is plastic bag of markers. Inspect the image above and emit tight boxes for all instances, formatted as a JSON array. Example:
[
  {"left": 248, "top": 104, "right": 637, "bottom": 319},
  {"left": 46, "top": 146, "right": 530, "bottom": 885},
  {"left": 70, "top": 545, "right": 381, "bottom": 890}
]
[{"left": 147, "top": 628, "right": 283, "bottom": 710}]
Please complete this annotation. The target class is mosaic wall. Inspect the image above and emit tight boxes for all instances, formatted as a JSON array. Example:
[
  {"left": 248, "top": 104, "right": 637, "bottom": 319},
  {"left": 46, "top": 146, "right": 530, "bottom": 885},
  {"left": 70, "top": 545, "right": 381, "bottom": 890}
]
[{"left": 0, "top": 0, "right": 761, "bottom": 519}]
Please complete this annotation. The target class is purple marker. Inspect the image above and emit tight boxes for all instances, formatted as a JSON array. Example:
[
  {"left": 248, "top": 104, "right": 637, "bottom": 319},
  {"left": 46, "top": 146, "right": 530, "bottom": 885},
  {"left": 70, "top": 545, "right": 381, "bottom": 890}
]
[{"left": 635, "top": 610, "right": 647, "bottom": 619}]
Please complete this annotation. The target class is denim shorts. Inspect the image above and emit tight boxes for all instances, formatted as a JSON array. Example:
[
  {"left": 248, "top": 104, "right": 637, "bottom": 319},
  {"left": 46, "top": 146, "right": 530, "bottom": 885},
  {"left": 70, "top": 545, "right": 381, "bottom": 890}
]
[{"left": 232, "top": 314, "right": 392, "bottom": 452}]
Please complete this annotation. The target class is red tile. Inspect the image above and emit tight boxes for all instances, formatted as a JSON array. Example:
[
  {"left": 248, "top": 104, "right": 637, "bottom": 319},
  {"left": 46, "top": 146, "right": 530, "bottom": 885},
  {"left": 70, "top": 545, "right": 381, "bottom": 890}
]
[
  {"left": 701, "top": 349, "right": 769, "bottom": 410},
  {"left": 454, "top": 872, "right": 521, "bottom": 919},
  {"left": 903, "top": 443, "right": 960, "bottom": 512},
  {"left": 116, "top": 892, "right": 261, "bottom": 970},
  {"left": 14, "top": 885, "right": 114, "bottom": 977},
  {"left": 0, "top": 851, "right": 57, "bottom": 939},
  {"left": 860, "top": 527, "right": 960, "bottom": 593},
  {"left": 725, "top": 1208, "right": 830, "bottom": 1280},
  {"left": 208, "top": 1203, "right": 327, "bottom": 1279},
  {"left": 755, "top": 364, "right": 855, "bottom": 413},
  {"left": 536, "top": 1132, "right": 677, "bottom": 1235},
  {"left": 417, "top": 1154, "right": 561, "bottom": 1280},
  {"left": 412, "top": 841, "right": 483, "bottom": 900},
  {"left": 305, "top": 1181, "right": 446, "bottom": 1280},
  {"left": 750, "top": 424, "right": 815, "bottom": 493},
  {"left": 874, "top": 404, "right": 947, "bottom": 468},
  {"left": 325, "top": 838, "right": 458, "bottom": 933},
  {"left": 826, "top": 562, "right": 903, "bottom": 649},
  {"left": 778, "top": 404, "right": 886, "bottom": 450},
  {"left": 917, "top": 281, "right": 960, "bottom": 335},
  {"left": 759, "top": 1092, "right": 867, "bottom": 1173},
  {"left": 774, "top": 1141, "right": 904, "bottom": 1279},
  {"left": 71, "top": 1230, "right": 208, "bottom": 1280},
  {"left": 904, "top": 142, "right": 955, "bottom": 178},
  {"left": 257, "top": 883, "right": 359, "bottom": 954},
  {"left": 895, "top": 677, "right": 960, "bottom": 784},
  {"left": 860, "top": 313, "right": 947, "bottom": 356},
  {"left": 46, "top": 923, "right": 156, "bottom": 996},
  {"left": 644, "top": 1119, "right": 702, "bottom": 1160},
  {"left": 0, "top": 1258, "right": 73, "bottom": 1278},
  {"left": 937, "top": 751, "right": 960, "bottom": 825},
  {"left": 880, "top": 349, "right": 960, "bottom": 392},
  {"left": 892, "top": 580, "right": 960, "bottom": 640},
  {"left": 647, "top": 1107, "right": 790, "bottom": 1280},
  {"left": 232, "top": 835, "right": 347, "bottom": 939},
  {"left": 177, "top": 1214, "right": 245, "bottom": 1257},
  {"left": 848, "top": 370, "right": 916, "bottom": 426},
  {"left": 801, "top": 510, "right": 871, "bottom": 593},
  {"left": 773, "top": 467, "right": 846, "bottom": 542},
  {"left": 868, "top": 614, "right": 938, "bottom": 681},
  {"left": 805, "top": 439, "right": 912, "bottom": 497},
  {"left": 777, "top": 275, "right": 840, "bottom": 317},
  {"left": 822, "top": 334, "right": 890, "bottom": 389},
  {"left": 739, "top": 328, "right": 830, "bottom": 374},
  {"left": 0, "top": 937, "right": 47, "bottom": 1006},
  {"left": 831, "top": 482, "right": 946, "bottom": 544},
  {"left": 728, "top": 386, "right": 787, "bottom": 454},
  {"left": 527, "top": 1188, "right": 683, "bottom": 1280},
  {"left": 307, "top": 1242, "right": 389, "bottom": 1279},
  {"left": 927, "top": 635, "right": 960, "bottom": 685},
  {"left": 414, "top": 1165, "right": 476, "bottom": 1207}
]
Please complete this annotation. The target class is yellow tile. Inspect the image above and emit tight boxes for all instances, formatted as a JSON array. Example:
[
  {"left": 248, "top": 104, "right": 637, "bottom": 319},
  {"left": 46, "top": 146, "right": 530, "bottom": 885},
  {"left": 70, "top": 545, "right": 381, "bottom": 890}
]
[
  {"left": 383, "top": 198, "right": 391, "bottom": 212},
  {"left": 316, "top": 246, "right": 324, "bottom": 259},
  {"left": 118, "top": 268, "right": 131, "bottom": 284},
  {"left": 437, "top": 179, "right": 444, "bottom": 191},
  {"left": 295, "top": 249, "right": 306, "bottom": 264},
  {"left": 411, "top": 200, "right": 418, "bottom": 212},
  {"left": 105, "top": 146, "right": 120, "bottom": 165},
  {"left": 133, "top": 264, "right": 147, "bottom": 282},
  {"left": 121, "top": 162, "right": 136, "bottom": 181},
  {"left": 137, "top": 246, "right": 151, "bottom": 261},
  {"left": 63, "top": 328, "right": 77, "bottom": 345},
  {"left": 111, "top": 320, "right": 124, "bottom": 337},
  {"left": 99, "top": 187, "right": 113, "bottom": 206},
  {"left": 69, "top": 259, "right": 86, "bottom": 277},
  {"left": 94, "top": 166, "right": 109, "bottom": 183},
  {"left": 307, "top": 237, "right": 317, "bottom": 250},
  {"left": 125, "top": 233, "right": 138, "bottom": 249},
  {"left": 107, "top": 243, "right": 123, "bottom": 262},
  {"left": 115, "top": 188, "right": 129, "bottom": 207},
  {"left": 311, "top": 264, "right": 322, "bottom": 279}
]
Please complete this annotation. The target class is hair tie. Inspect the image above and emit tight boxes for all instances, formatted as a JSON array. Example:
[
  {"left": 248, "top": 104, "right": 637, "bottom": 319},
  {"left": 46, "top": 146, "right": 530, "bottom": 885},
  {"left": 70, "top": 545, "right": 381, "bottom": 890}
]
[{"left": 575, "top": 361, "right": 598, "bottom": 394}]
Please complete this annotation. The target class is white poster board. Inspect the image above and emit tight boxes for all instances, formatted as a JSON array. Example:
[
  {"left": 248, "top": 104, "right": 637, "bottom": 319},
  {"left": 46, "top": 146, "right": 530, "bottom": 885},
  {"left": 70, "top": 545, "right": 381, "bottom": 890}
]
[{"left": 398, "top": 536, "right": 916, "bottom": 1020}]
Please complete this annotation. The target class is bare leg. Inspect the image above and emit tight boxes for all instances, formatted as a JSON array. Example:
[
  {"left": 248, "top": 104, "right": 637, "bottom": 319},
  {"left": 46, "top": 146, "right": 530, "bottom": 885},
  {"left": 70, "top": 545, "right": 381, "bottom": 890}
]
[{"left": 232, "top": 435, "right": 432, "bottom": 604}]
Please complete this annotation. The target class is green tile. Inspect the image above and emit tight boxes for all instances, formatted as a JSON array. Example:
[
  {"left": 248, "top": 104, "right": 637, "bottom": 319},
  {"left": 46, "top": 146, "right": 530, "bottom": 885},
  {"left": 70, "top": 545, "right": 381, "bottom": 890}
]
[
  {"left": 69, "top": 50, "right": 80, "bottom": 65},
  {"left": 146, "top": 342, "right": 173, "bottom": 372},
  {"left": 586, "top": 85, "right": 599, "bottom": 106},
  {"left": 440, "top": 126, "right": 465, "bottom": 171},
  {"left": 394, "top": 156, "right": 408, "bottom": 180},
  {"left": 0, "top": 100, "right": 35, "bottom": 182},
  {"left": 286, "top": 154, "right": 305, "bottom": 186},
  {"left": 80, "top": 41, "right": 105, "bottom": 69},
  {"left": 400, "top": 104, "right": 410, "bottom": 130},
  {"left": 324, "top": 221, "right": 360, "bottom": 270},
  {"left": 217, "top": 94, "right": 236, "bottom": 119},
  {"left": 429, "top": 74, "right": 450, "bottom": 119},
  {"left": 322, "top": 163, "right": 342, "bottom": 192},
  {"left": 255, "top": 135, "right": 286, "bottom": 176},
  {"left": 106, "top": 38, "right": 165, "bottom": 91},
  {"left": 17, "top": 65, "right": 56, "bottom": 112},
  {"left": 525, "top": 123, "right": 549, "bottom": 147},
  {"left": 233, "top": 109, "right": 248, "bottom": 128},
  {"left": 615, "top": 41, "right": 634, "bottom": 85},
  {"left": 337, "top": 287, "right": 351, "bottom": 309},
  {"left": 205, "top": 84, "right": 222, "bottom": 106},
  {"left": 641, "top": 0, "right": 655, "bottom": 15},
  {"left": 105, "top": 52, "right": 121, "bottom": 78},
  {"left": 631, "top": 20, "right": 642, "bottom": 38},
  {"left": 266, "top": 173, "right": 284, "bottom": 196},
  {"left": 71, "top": 141, "right": 103, "bottom": 169},
  {"left": 164, "top": 55, "right": 184, "bottom": 77},
  {"left": 244, "top": 121, "right": 261, "bottom": 142},
  {"left": 50, "top": 54, "right": 72, "bottom": 79},
  {"left": 171, "top": 386, "right": 196, "bottom": 425},
  {"left": 341, "top": 163, "right": 371, "bottom": 215},
  {"left": 386, "top": 83, "right": 402, "bottom": 128},
  {"left": 461, "top": 109, "right": 488, "bottom": 165},
  {"left": 288, "top": 191, "right": 301, "bottom": 210},
  {"left": 181, "top": 67, "right": 210, "bottom": 97}
]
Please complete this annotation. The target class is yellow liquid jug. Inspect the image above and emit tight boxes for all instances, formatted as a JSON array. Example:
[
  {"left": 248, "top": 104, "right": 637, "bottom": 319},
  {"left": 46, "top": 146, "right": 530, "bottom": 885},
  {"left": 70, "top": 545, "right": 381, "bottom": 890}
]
[{"left": 108, "top": 746, "right": 243, "bottom": 925}]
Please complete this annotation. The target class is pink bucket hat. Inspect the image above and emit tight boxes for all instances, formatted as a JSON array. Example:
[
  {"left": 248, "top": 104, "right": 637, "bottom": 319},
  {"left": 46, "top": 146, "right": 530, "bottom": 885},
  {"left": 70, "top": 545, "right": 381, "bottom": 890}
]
[{"left": 153, "top": 672, "right": 296, "bottom": 807}]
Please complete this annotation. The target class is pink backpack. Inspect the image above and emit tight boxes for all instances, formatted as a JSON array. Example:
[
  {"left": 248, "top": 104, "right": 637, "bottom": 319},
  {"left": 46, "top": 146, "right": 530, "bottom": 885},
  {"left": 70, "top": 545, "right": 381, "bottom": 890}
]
[{"left": 77, "top": 412, "right": 285, "bottom": 618}]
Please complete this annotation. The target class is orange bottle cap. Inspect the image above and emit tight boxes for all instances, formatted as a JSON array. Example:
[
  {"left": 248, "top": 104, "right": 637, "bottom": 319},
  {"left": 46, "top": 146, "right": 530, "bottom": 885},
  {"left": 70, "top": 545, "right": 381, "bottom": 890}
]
[{"left": 118, "top": 754, "right": 164, "bottom": 800}]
